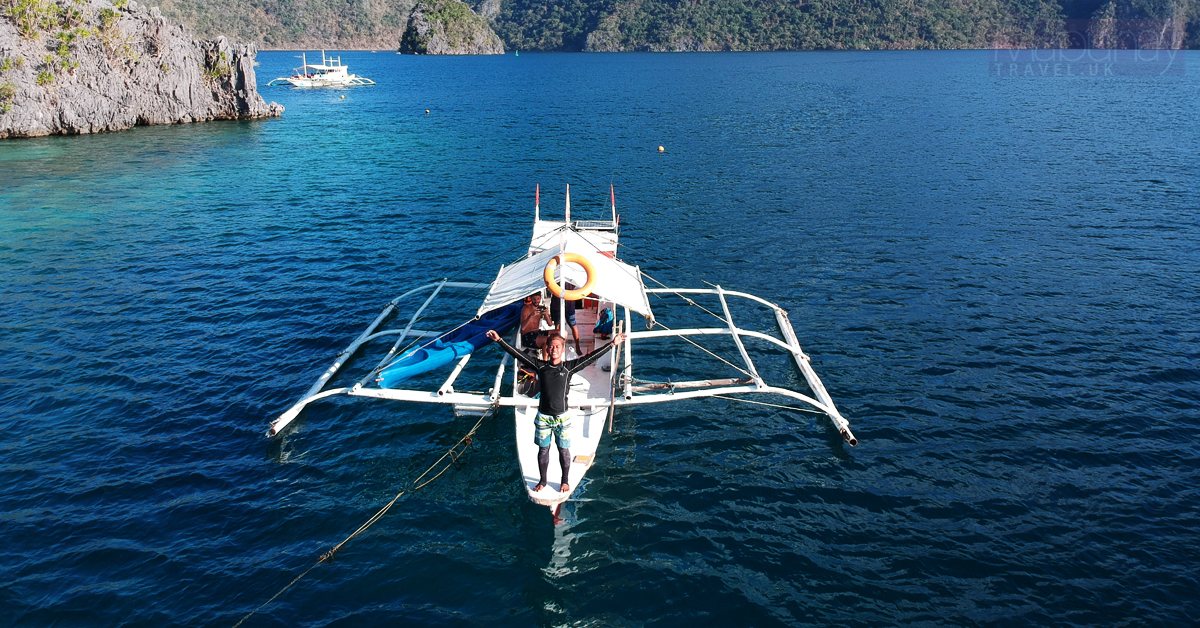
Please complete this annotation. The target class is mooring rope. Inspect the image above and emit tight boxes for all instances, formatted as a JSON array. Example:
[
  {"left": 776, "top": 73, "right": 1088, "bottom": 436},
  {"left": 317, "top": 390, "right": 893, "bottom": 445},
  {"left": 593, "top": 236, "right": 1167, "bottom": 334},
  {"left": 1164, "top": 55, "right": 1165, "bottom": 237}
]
[
  {"left": 607, "top": 237, "right": 719, "bottom": 291},
  {"left": 641, "top": 271, "right": 731, "bottom": 327},
  {"left": 615, "top": 238, "right": 785, "bottom": 337},
  {"left": 233, "top": 406, "right": 498, "bottom": 628}
]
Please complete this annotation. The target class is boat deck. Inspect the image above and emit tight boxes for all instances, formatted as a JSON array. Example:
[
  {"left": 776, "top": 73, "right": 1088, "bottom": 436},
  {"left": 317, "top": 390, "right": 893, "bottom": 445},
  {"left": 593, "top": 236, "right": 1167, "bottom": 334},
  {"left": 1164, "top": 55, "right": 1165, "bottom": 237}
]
[{"left": 514, "top": 302, "right": 619, "bottom": 507}]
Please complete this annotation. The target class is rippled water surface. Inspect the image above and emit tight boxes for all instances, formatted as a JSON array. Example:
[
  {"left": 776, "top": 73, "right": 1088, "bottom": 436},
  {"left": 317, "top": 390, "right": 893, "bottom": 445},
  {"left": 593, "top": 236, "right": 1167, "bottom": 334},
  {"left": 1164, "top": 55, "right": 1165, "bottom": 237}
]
[{"left": 2, "top": 51, "right": 1199, "bottom": 627}]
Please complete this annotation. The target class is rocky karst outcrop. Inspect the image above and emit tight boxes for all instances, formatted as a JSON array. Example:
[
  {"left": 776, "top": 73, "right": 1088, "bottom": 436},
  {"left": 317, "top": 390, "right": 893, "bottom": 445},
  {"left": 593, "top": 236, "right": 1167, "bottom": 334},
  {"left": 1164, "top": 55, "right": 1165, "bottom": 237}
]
[
  {"left": 0, "top": 0, "right": 281, "bottom": 139},
  {"left": 398, "top": 0, "right": 503, "bottom": 55}
]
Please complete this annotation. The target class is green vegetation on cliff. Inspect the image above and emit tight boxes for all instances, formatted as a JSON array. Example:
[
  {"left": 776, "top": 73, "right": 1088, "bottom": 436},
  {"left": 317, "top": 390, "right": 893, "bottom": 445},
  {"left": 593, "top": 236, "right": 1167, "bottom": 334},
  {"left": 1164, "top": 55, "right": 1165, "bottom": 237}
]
[
  {"left": 154, "top": 0, "right": 1200, "bottom": 50},
  {"left": 400, "top": 0, "right": 503, "bottom": 54},
  {"left": 154, "top": 0, "right": 412, "bottom": 49},
  {"left": 0, "top": 0, "right": 281, "bottom": 138},
  {"left": 497, "top": 0, "right": 1197, "bottom": 50},
  {"left": 493, "top": 0, "right": 604, "bottom": 50}
]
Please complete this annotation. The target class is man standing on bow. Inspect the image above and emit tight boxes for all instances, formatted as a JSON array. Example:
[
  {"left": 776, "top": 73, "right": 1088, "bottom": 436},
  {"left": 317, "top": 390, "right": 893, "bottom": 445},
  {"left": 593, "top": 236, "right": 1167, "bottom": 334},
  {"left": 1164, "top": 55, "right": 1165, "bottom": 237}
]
[{"left": 486, "top": 327, "right": 626, "bottom": 493}]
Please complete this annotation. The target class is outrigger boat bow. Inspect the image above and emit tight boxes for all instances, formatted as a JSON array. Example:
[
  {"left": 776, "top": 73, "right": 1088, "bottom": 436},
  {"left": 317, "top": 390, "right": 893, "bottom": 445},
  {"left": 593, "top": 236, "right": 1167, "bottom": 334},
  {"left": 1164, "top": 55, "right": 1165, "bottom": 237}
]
[{"left": 268, "top": 185, "right": 857, "bottom": 513}]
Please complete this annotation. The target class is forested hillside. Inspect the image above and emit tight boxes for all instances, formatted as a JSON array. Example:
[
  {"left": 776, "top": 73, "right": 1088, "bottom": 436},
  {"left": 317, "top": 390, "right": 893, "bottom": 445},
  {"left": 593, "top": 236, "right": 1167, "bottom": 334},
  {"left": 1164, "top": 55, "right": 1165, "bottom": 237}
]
[
  {"left": 498, "top": 0, "right": 1068, "bottom": 51},
  {"left": 154, "top": 0, "right": 1200, "bottom": 50},
  {"left": 153, "top": 0, "right": 413, "bottom": 49}
]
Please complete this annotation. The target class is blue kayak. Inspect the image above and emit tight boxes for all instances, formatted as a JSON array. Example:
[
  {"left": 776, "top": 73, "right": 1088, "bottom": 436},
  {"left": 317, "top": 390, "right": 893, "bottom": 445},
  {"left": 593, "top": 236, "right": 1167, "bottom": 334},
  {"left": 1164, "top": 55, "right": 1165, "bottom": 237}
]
[{"left": 375, "top": 303, "right": 522, "bottom": 389}]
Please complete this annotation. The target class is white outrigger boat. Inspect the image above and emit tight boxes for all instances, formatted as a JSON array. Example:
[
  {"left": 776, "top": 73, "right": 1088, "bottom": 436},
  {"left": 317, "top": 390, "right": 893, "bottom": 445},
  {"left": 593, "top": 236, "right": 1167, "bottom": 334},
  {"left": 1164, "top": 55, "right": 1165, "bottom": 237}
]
[
  {"left": 267, "top": 50, "right": 376, "bottom": 87},
  {"left": 268, "top": 185, "right": 857, "bottom": 514}
]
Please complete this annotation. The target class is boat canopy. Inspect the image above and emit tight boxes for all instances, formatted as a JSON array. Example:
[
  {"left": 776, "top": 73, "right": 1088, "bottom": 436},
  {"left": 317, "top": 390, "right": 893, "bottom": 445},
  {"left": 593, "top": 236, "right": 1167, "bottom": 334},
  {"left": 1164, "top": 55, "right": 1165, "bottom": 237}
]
[
  {"left": 476, "top": 247, "right": 654, "bottom": 321},
  {"left": 529, "top": 221, "right": 618, "bottom": 255}
]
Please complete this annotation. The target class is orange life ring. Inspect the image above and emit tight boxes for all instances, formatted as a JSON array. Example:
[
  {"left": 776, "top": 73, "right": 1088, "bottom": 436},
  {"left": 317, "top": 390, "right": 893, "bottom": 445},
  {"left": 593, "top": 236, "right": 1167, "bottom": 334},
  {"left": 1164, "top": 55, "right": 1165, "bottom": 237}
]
[{"left": 544, "top": 253, "right": 597, "bottom": 301}]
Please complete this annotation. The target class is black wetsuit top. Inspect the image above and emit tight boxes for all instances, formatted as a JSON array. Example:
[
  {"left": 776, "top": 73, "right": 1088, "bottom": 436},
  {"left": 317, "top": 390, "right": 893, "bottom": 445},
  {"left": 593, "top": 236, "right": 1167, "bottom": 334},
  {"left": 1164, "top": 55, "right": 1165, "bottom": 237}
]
[{"left": 494, "top": 337, "right": 614, "bottom": 416}]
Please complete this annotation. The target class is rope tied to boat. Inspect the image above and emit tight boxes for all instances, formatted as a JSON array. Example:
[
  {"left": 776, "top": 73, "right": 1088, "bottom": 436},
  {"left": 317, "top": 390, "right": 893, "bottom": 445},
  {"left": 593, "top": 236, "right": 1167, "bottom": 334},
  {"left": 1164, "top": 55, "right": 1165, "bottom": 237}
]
[
  {"left": 641, "top": 270, "right": 727, "bottom": 323},
  {"left": 233, "top": 405, "right": 499, "bottom": 628},
  {"left": 711, "top": 394, "right": 824, "bottom": 415},
  {"left": 451, "top": 434, "right": 474, "bottom": 471},
  {"left": 646, "top": 319, "right": 752, "bottom": 378}
]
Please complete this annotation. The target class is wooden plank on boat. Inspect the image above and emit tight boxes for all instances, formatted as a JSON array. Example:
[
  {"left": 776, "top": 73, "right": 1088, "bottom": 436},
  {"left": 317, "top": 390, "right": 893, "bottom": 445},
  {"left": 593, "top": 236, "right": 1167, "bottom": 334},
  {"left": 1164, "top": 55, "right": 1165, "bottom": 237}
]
[{"left": 630, "top": 377, "right": 753, "bottom": 392}]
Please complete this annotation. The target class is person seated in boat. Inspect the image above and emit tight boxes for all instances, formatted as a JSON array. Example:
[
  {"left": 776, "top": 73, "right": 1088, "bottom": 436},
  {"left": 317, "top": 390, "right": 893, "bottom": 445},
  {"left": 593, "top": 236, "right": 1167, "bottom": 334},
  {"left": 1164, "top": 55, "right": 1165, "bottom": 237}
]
[
  {"left": 550, "top": 283, "right": 584, "bottom": 356},
  {"left": 520, "top": 293, "right": 552, "bottom": 351},
  {"left": 485, "top": 328, "right": 627, "bottom": 494}
]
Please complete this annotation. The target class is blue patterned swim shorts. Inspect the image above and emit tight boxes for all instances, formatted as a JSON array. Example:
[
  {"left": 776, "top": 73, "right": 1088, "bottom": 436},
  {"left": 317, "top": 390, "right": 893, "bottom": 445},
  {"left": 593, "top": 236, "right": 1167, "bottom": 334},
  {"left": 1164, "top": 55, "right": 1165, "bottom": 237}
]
[{"left": 534, "top": 412, "right": 572, "bottom": 449}]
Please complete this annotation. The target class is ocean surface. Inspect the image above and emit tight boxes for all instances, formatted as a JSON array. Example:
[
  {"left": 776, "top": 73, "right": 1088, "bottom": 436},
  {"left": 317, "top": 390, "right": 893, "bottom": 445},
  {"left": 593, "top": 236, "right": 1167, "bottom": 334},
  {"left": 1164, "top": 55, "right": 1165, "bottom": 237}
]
[{"left": 2, "top": 50, "right": 1198, "bottom": 627}]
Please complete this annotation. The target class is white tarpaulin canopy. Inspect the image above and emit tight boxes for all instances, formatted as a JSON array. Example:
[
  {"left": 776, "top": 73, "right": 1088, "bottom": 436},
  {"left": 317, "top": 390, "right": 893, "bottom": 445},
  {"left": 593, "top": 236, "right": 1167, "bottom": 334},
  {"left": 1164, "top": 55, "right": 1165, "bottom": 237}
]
[
  {"left": 476, "top": 247, "right": 654, "bottom": 321},
  {"left": 529, "top": 222, "right": 618, "bottom": 256}
]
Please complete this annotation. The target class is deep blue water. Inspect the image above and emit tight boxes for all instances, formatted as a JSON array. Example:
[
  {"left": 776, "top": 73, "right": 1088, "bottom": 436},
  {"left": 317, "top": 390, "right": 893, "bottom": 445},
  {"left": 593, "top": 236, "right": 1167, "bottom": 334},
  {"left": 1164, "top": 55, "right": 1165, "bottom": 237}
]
[{"left": 2, "top": 50, "right": 1199, "bottom": 627}]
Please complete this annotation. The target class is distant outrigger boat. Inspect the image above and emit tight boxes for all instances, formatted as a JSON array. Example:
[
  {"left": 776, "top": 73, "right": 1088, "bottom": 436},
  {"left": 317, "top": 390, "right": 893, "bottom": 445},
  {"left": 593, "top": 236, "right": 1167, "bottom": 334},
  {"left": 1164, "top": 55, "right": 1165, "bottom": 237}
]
[
  {"left": 267, "top": 50, "right": 376, "bottom": 87},
  {"left": 268, "top": 185, "right": 857, "bottom": 515}
]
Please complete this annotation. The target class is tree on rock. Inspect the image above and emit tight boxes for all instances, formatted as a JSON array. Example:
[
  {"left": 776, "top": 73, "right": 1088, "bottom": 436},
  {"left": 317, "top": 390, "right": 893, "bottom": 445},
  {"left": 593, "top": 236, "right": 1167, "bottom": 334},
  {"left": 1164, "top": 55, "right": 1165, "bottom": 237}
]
[{"left": 399, "top": 0, "right": 505, "bottom": 54}]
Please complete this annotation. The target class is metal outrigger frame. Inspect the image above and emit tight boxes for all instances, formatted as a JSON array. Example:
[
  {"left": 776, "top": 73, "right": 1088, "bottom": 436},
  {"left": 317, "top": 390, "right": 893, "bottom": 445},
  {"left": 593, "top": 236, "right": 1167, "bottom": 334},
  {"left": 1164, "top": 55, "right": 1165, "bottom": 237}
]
[
  {"left": 612, "top": 287, "right": 857, "bottom": 446},
  {"left": 268, "top": 281, "right": 857, "bottom": 448}
]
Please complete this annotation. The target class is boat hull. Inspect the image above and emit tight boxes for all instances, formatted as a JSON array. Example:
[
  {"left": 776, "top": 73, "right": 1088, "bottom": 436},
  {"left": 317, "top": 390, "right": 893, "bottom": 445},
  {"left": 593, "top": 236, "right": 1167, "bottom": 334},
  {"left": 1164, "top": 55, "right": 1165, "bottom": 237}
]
[
  {"left": 267, "top": 77, "right": 376, "bottom": 87},
  {"left": 516, "top": 403, "right": 610, "bottom": 508},
  {"left": 512, "top": 304, "right": 619, "bottom": 509}
]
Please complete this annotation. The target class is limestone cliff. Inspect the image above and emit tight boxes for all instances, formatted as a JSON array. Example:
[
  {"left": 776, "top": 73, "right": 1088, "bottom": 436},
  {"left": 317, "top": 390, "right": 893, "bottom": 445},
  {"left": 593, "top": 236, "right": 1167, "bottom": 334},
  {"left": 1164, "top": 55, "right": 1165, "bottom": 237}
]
[
  {"left": 0, "top": 0, "right": 281, "bottom": 139},
  {"left": 398, "top": 0, "right": 503, "bottom": 55}
]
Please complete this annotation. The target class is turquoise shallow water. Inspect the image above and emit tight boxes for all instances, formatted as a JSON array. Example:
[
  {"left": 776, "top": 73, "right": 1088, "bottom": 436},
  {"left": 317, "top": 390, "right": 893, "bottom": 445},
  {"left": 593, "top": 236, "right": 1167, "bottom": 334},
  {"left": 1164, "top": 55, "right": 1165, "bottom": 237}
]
[{"left": 2, "top": 51, "right": 1199, "bottom": 627}]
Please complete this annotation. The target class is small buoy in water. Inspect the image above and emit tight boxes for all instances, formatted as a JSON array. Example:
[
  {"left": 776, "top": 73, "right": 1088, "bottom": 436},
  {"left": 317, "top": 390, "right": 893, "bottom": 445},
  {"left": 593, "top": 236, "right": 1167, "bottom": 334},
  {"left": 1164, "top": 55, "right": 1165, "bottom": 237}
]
[
  {"left": 658, "top": 145, "right": 665, "bottom": 152},
  {"left": 426, "top": 109, "right": 430, "bottom": 114},
  {"left": 341, "top": 95, "right": 345, "bottom": 99}
]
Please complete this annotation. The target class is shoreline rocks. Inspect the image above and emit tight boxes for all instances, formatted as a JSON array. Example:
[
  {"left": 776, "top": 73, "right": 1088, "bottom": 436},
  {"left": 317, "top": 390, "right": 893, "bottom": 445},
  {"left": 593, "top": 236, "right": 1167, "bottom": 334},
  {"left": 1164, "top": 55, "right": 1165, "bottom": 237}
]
[{"left": 0, "top": 0, "right": 281, "bottom": 139}]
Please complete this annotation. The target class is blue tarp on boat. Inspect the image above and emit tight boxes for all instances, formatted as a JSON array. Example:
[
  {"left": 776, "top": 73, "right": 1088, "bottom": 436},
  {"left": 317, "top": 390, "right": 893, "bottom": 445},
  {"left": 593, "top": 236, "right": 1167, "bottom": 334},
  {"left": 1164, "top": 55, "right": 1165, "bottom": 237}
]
[{"left": 375, "top": 302, "right": 523, "bottom": 389}]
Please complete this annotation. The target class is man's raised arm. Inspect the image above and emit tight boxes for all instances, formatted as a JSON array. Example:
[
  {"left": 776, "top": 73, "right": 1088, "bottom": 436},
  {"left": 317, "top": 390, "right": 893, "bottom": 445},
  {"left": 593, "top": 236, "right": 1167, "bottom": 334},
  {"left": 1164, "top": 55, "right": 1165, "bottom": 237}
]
[
  {"left": 567, "top": 333, "right": 627, "bottom": 373},
  {"left": 486, "top": 329, "right": 538, "bottom": 369}
]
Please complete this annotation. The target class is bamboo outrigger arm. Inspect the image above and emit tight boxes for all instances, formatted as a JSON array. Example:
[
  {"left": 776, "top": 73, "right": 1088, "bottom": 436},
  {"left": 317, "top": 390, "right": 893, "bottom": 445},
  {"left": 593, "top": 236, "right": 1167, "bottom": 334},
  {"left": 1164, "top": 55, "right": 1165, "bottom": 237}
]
[
  {"left": 622, "top": 307, "right": 633, "bottom": 400},
  {"left": 775, "top": 308, "right": 857, "bottom": 446},
  {"left": 438, "top": 354, "right": 473, "bottom": 396},
  {"left": 716, "top": 285, "right": 764, "bottom": 388},
  {"left": 266, "top": 281, "right": 490, "bottom": 437},
  {"left": 269, "top": 291, "right": 858, "bottom": 447},
  {"left": 355, "top": 280, "right": 449, "bottom": 388},
  {"left": 615, "top": 379, "right": 856, "bottom": 446},
  {"left": 269, "top": 387, "right": 352, "bottom": 437},
  {"left": 621, "top": 292, "right": 858, "bottom": 446}
]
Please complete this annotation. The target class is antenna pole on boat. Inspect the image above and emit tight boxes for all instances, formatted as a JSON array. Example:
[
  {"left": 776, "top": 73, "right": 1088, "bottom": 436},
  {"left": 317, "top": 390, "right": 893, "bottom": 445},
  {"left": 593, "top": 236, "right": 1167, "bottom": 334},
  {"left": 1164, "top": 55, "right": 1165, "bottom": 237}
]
[
  {"left": 564, "top": 184, "right": 571, "bottom": 223},
  {"left": 557, "top": 232, "right": 567, "bottom": 340},
  {"left": 534, "top": 184, "right": 540, "bottom": 223},
  {"left": 610, "top": 184, "right": 616, "bottom": 225}
]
